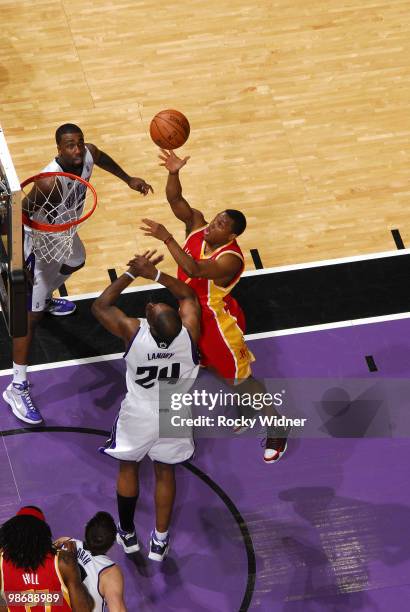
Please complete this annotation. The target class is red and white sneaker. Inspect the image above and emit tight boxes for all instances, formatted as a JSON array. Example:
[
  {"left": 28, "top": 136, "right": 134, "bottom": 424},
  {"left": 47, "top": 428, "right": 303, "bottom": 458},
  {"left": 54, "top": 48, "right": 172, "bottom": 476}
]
[{"left": 263, "top": 437, "right": 288, "bottom": 463}]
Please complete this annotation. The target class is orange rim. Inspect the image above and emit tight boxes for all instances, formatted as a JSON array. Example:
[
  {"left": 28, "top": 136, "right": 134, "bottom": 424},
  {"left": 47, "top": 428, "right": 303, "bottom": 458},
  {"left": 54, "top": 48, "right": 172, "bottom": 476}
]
[{"left": 21, "top": 171, "right": 97, "bottom": 233}]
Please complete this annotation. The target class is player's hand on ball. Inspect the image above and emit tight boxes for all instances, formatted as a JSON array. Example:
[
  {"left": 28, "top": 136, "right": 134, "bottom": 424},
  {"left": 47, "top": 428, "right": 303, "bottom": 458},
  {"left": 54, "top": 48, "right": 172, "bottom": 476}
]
[
  {"left": 158, "top": 149, "right": 190, "bottom": 175},
  {"left": 53, "top": 538, "right": 77, "bottom": 554},
  {"left": 140, "top": 218, "right": 171, "bottom": 242},
  {"left": 63, "top": 540, "right": 77, "bottom": 556},
  {"left": 128, "top": 177, "right": 154, "bottom": 195},
  {"left": 127, "top": 250, "right": 164, "bottom": 280},
  {"left": 53, "top": 537, "right": 71, "bottom": 549}
]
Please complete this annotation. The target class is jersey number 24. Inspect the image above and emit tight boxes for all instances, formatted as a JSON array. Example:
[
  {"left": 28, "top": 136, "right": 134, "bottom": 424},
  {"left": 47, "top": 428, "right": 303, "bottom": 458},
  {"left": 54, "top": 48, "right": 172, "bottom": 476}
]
[{"left": 135, "top": 363, "right": 181, "bottom": 389}]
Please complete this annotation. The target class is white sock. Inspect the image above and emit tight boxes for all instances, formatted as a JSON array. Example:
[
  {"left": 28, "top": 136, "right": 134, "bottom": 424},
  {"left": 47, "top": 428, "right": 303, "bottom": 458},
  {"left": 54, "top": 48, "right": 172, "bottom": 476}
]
[
  {"left": 155, "top": 529, "right": 168, "bottom": 542},
  {"left": 13, "top": 363, "right": 27, "bottom": 385}
]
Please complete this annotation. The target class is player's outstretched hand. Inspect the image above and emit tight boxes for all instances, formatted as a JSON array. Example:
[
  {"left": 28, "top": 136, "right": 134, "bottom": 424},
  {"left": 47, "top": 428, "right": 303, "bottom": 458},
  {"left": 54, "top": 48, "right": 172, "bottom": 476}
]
[
  {"left": 158, "top": 149, "right": 190, "bottom": 174},
  {"left": 140, "top": 218, "right": 172, "bottom": 242},
  {"left": 128, "top": 177, "right": 154, "bottom": 195},
  {"left": 127, "top": 250, "right": 164, "bottom": 280}
]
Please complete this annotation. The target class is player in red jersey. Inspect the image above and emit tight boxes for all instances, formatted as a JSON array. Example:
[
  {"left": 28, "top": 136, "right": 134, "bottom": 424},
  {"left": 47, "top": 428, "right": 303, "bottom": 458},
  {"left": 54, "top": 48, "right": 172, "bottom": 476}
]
[
  {"left": 140, "top": 149, "right": 288, "bottom": 463},
  {"left": 0, "top": 506, "right": 92, "bottom": 612}
]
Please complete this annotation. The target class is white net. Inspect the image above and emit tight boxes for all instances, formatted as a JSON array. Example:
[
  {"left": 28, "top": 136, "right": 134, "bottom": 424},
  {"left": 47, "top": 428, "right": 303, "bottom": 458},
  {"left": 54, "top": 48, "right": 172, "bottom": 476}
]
[
  {"left": 28, "top": 226, "right": 77, "bottom": 264},
  {"left": 22, "top": 173, "right": 95, "bottom": 263}
]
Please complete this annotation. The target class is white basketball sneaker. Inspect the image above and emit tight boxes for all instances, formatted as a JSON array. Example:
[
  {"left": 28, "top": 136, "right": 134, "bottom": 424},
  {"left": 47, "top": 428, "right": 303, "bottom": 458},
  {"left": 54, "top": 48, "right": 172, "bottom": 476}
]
[
  {"left": 148, "top": 531, "right": 170, "bottom": 562},
  {"left": 3, "top": 382, "right": 43, "bottom": 425},
  {"left": 116, "top": 524, "right": 140, "bottom": 554}
]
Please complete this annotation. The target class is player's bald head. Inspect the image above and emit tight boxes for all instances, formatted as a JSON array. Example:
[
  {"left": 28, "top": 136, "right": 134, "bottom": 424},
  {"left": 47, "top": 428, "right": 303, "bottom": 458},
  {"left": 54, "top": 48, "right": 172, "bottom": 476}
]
[{"left": 146, "top": 302, "right": 182, "bottom": 342}]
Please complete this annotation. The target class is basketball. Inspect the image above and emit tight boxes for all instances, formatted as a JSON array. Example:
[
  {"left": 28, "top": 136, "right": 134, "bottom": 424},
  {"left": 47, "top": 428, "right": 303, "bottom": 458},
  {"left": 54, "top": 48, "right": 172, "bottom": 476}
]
[{"left": 149, "top": 109, "right": 190, "bottom": 149}]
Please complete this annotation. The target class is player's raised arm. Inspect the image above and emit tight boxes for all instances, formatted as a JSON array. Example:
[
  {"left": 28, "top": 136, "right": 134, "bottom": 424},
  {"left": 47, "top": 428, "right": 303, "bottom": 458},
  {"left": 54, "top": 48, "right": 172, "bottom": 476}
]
[
  {"left": 86, "top": 142, "right": 153, "bottom": 196},
  {"left": 57, "top": 545, "right": 94, "bottom": 612},
  {"left": 126, "top": 253, "right": 201, "bottom": 343},
  {"left": 158, "top": 149, "right": 206, "bottom": 234},
  {"left": 91, "top": 274, "right": 141, "bottom": 343},
  {"left": 92, "top": 251, "right": 164, "bottom": 342}
]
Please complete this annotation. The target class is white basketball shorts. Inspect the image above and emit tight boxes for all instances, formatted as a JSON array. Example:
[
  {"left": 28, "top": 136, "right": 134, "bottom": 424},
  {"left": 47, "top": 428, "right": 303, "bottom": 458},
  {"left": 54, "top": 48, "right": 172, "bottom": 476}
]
[
  {"left": 24, "top": 232, "right": 86, "bottom": 312},
  {"left": 100, "top": 396, "right": 195, "bottom": 464}
]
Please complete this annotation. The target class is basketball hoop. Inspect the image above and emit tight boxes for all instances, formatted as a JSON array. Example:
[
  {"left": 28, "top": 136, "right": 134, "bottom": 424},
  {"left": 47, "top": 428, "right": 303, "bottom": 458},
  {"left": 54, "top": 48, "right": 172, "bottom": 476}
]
[{"left": 21, "top": 171, "right": 97, "bottom": 263}]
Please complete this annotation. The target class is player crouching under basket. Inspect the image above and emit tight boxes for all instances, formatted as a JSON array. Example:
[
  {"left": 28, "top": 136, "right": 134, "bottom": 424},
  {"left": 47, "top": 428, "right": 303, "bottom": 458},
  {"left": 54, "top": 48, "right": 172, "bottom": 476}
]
[
  {"left": 92, "top": 250, "right": 201, "bottom": 562},
  {"left": 3, "top": 123, "right": 152, "bottom": 426}
]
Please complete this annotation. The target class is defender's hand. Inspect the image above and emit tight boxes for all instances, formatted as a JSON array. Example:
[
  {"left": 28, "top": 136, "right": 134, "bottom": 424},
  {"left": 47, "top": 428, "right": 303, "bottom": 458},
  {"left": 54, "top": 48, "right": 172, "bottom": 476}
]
[{"left": 127, "top": 250, "right": 164, "bottom": 280}]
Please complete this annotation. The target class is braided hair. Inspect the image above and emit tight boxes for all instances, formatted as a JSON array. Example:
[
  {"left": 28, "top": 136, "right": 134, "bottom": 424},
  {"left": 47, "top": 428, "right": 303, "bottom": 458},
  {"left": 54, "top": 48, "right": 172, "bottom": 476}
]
[{"left": 0, "top": 507, "right": 54, "bottom": 571}]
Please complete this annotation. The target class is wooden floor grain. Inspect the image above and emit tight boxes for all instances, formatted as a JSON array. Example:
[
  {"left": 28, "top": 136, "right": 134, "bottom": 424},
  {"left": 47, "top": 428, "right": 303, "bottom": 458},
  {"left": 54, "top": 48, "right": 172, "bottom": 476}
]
[{"left": 2, "top": 0, "right": 410, "bottom": 293}]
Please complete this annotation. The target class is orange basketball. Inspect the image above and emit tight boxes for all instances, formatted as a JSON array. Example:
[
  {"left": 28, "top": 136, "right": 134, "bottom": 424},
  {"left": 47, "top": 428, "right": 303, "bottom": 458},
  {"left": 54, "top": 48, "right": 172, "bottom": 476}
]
[{"left": 149, "top": 109, "right": 190, "bottom": 149}]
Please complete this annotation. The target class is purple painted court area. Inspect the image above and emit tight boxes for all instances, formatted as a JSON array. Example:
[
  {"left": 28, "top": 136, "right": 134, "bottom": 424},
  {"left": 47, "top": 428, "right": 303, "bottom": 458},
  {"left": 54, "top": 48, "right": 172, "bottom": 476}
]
[{"left": 1, "top": 318, "right": 410, "bottom": 610}]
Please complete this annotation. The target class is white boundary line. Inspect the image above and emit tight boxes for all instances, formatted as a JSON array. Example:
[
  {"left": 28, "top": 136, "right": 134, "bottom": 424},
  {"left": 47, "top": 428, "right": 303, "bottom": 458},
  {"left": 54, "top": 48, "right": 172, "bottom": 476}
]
[
  {"left": 246, "top": 311, "right": 410, "bottom": 340},
  {"left": 1, "top": 310, "right": 409, "bottom": 377},
  {"left": 65, "top": 248, "right": 410, "bottom": 302},
  {"left": 2, "top": 436, "right": 22, "bottom": 501},
  {"left": 68, "top": 282, "right": 163, "bottom": 301},
  {"left": 242, "top": 248, "right": 410, "bottom": 276},
  {"left": 0, "top": 352, "right": 123, "bottom": 377}
]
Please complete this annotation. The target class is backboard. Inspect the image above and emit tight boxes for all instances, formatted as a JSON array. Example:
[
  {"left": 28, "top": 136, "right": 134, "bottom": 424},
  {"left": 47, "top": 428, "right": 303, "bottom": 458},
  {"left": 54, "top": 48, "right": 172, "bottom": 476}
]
[{"left": 0, "top": 125, "right": 27, "bottom": 337}]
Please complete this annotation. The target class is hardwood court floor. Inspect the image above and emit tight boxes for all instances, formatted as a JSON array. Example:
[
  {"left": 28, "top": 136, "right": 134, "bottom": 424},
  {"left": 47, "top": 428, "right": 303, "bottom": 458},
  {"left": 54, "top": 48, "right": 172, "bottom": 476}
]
[{"left": 2, "top": 0, "right": 410, "bottom": 293}]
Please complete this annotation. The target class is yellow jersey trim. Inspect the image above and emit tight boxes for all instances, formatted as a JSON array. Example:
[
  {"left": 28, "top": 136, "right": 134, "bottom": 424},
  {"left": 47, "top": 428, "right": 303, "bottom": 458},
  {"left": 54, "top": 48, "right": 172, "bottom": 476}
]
[
  {"left": 0, "top": 554, "right": 4, "bottom": 603},
  {"left": 54, "top": 553, "right": 71, "bottom": 608},
  {"left": 200, "top": 239, "right": 236, "bottom": 260},
  {"left": 183, "top": 225, "right": 208, "bottom": 247}
]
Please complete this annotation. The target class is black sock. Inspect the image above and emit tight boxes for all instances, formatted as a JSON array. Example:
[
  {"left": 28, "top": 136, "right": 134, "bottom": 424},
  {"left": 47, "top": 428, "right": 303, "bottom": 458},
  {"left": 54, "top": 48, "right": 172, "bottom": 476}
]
[
  {"left": 117, "top": 493, "right": 138, "bottom": 532},
  {"left": 267, "top": 423, "right": 290, "bottom": 439}
]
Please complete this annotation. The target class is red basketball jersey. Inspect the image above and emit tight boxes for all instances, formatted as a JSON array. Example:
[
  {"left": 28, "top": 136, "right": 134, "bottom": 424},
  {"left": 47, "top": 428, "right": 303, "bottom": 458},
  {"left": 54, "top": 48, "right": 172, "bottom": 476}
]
[
  {"left": 178, "top": 226, "right": 245, "bottom": 316},
  {"left": 178, "top": 226, "right": 254, "bottom": 380},
  {"left": 0, "top": 552, "right": 71, "bottom": 611}
]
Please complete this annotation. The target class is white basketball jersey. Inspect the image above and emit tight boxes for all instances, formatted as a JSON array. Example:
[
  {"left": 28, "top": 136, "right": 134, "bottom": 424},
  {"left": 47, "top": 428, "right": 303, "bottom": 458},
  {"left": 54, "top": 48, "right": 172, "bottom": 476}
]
[
  {"left": 124, "top": 318, "right": 199, "bottom": 405},
  {"left": 35, "top": 147, "right": 94, "bottom": 225},
  {"left": 74, "top": 540, "right": 114, "bottom": 612}
]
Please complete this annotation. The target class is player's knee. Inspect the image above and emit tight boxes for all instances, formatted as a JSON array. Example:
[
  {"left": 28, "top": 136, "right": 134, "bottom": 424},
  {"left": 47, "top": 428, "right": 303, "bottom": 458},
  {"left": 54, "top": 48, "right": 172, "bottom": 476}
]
[
  {"left": 119, "top": 460, "right": 139, "bottom": 473},
  {"left": 154, "top": 461, "right": 174, "bottom": 480}
]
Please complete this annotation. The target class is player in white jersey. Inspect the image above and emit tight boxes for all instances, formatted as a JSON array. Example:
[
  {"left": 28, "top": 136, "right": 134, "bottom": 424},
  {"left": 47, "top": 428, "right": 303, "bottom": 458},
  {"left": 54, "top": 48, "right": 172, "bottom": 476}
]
[
  {"left": 55, "top": 512, "right": 126, "bottom": 612},
  {"left": 92, "top": 250, "right": 201, "bottom": 562},
  {"left": 3, "top": 123, "right": 153, "bottom": 426}
]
